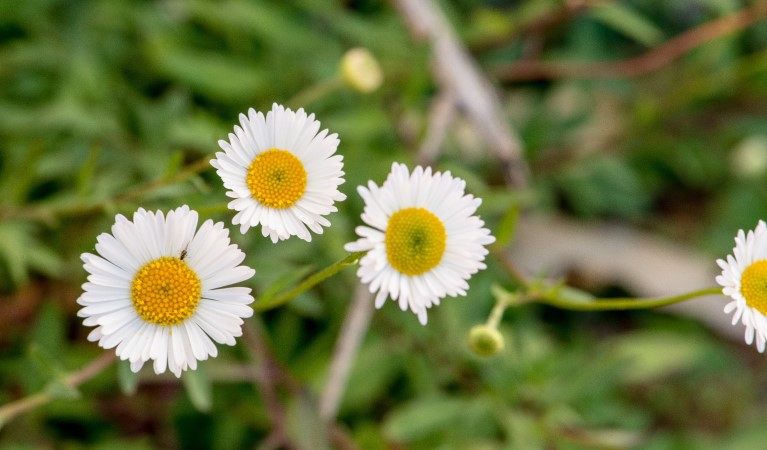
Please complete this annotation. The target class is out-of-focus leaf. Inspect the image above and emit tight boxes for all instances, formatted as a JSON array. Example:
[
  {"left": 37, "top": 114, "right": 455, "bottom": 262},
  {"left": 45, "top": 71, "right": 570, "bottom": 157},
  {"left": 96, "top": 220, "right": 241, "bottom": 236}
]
[
  {"left": 287, "top": 393, "right": 329, "bottom": 450},
  {"left": 610, "top": 330, "right": 711, "bottom": 384},
  {"left": 0, "top": 222, "right": 62, "bottom": 289},
  {"left": 590, "top": 3, "right": 665, "bottom": 47},
  {"left": 30, "top": 301, "right": 66, "bottom": 357},
  {"left": 28, "top": 343, "right": 66, "bottom": 380},
  {"left": 182, "top": 364, "right": 212, "bottom": 412},
  {"left": 557, "top": 156, "right": 650, "bottom": 219},
  {"left": 145, "top": 40, "right": 269, "bottom": 102},
  {"left": 339, "top": 336, "right": 404, "bottom": 414},
  {"left": 383, "top": 396, "right": 470, "bottom": 442},
  {"left": 494, "top": 203, "right": 520, "bottom": 247},
  {"left": 116, "top": 359, "right": 139, "bottom": 396}
]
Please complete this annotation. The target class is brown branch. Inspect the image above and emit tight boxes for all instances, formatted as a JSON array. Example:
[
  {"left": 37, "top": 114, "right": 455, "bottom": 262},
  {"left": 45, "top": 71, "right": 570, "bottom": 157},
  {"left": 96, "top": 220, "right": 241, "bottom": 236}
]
[{"left": 494, "top": 1, "right": 767, "bottom": 81}]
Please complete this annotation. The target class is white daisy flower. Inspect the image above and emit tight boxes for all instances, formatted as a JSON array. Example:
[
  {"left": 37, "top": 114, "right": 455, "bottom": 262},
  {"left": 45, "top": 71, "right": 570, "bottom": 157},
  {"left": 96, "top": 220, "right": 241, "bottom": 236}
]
[
  {"left": 345, "top": 162, "right": 496, "bottom": 325},
  {"left": 77, "top": 205, "right": 255, "bottom": 377},
  {"left": 716, "top": 220, "right": 767, "bottom": 352},
  {"left": 211, "top": 103, "right": 346, "bottom": 242}
]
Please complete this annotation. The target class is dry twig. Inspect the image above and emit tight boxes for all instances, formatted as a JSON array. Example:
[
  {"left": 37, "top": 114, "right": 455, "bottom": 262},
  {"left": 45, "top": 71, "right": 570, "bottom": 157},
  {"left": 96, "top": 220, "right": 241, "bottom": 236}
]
[
  {"left": 393, "top": 0, "right": 529, "bottom": 186},
  {"left": 494, "top": 1, "right": 767, "bottom": 80},
  {"left": 319, "top": 285, "right": 374, "bottom": 422}
]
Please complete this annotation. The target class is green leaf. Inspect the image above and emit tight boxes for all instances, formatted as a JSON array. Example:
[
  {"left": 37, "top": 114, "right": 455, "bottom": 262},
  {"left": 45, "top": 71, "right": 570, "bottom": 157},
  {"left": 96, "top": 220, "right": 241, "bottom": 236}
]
[
  {"left": 590, "top": 3, "right": 665, "bottom": 47},
  {"left": 117, "top": 359, "right": 139, "bottom": 396},
  {"left": 182, "top": 364, "right": 212, "bottom": 412},
  {"left": 494, "top": 203, "right": 520, "bottom": 247},
  {"left": 549, "top": 285, "right": 596, "bottom": 305},
  {"left": 610, "top": 330, "right": 710, "bottom": 384},
  {"left": 383, "top": 396, "right": 470, "bottom": 442},
  {"left": 27, "top": 343, "right": 66, "bottom": 380}
]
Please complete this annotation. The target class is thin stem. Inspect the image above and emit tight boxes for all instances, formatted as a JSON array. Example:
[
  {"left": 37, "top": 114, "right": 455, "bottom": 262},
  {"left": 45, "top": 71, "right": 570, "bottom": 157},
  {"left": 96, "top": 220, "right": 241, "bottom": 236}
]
[
  {"left": 486, "top": 295, "right": 513, "bottom": 329},
  {"left": 255, "top": 252, "right": 366, "bottom": 312},
  {"left": 535, "top": 287, "right": 722, "bottom": 311},
  {"left": 0, "top": 352, "right": 116, "bottom": 426},
  {"left": 287, "top": 76, "right": 345, "bottom": 110}
]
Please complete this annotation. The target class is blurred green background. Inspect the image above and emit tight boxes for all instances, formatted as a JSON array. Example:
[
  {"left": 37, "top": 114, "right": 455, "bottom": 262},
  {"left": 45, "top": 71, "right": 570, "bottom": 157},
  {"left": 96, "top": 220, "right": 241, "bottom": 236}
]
[{"left": 2, "top": 0, "right": 767, "bottom": 448}]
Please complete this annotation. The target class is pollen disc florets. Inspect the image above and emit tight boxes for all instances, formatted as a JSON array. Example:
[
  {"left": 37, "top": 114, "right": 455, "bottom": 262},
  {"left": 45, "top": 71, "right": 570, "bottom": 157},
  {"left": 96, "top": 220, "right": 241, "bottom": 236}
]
[{"left": 131, "top": 257, "right": 201, "bottom": 326}]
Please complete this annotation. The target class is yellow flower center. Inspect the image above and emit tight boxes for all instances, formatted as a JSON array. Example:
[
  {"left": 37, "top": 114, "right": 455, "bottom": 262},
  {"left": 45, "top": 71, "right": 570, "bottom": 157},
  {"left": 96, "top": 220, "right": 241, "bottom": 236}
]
[
  {"left": 385, "top": 207, "right": 446, "bottom": 276},
  {"left": 246, "top": 149, "right": 307, "bottom": 209},
  {"left": 741, "top": 259, "right": 767, "bottom": 315},
  {"left": 131, "top": 257, "right": 201, "bottom": 326}
]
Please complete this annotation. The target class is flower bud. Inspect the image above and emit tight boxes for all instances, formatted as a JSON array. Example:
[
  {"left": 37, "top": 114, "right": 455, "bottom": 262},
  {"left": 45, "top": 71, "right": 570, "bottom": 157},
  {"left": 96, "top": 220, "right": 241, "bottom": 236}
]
[
  {"left": 469, "top": 325, "right": 505, "bottom": 356},
  {"left": 340, "top": 48, "right": 383, "bottom": 94},
  {"left": 730, "top": 135, "right": 767, "bottom": 179}
]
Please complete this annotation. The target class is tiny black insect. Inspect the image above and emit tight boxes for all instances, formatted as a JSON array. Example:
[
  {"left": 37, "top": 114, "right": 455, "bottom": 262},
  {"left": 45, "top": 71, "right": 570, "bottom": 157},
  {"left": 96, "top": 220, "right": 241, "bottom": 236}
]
[{"left": 179, "top": 249, "right": 188, "bottom": 260}]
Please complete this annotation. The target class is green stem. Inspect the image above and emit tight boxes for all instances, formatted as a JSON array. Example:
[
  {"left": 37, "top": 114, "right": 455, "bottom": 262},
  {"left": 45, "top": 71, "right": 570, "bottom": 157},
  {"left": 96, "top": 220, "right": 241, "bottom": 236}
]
[
  {"left": 486, "top": 302, "right": 506, "bottom": 329},
  {"left": 0, "top": 352, "right": 116, "bottom": 427},
  {"left": 254, "top": 251, "right": 366, "bottom": 312},
  {"left": 287, "top": 76, "right": 344, "bottom": 110},
  {"left": 535, "top": 287, "right": 722, "bottom": 311}
]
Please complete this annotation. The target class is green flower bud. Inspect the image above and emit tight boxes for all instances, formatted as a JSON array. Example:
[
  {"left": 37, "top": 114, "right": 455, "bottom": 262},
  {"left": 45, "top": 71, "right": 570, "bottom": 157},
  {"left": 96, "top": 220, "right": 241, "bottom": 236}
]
[
  {"left": 340, "top": 48, "right": 383, "bottom": 94},
  {"left": 731, "top": 135, "right": 767, "bottom": 179},
  {"left": 469, "top": 325, "right": 505, "bottom": 356}
]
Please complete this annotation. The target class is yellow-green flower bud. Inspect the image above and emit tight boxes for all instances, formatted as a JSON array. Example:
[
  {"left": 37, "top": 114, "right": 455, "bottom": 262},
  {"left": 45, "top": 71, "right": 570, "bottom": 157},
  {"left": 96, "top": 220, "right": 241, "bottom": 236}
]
[
  {"left": 731, "top": 135, "right": 767, "bottom": 179},
  {"left": 340, "top": 48, "right": 383, "bottom": 94},
  {"left": 469, "top": 325, "right": 505, "bottom": 356}
]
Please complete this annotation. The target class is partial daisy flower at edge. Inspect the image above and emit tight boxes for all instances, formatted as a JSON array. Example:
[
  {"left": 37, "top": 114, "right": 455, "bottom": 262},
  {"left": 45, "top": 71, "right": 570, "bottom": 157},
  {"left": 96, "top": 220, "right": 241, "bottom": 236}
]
[
  {"left": 716, "top": 219, "right": 767, "bottom": 352},
  {"left": 77, "top": 205, "right": 255, "bottom": 377},
  {"left": 345, "top": 162, "right": 496, "bottom": 325},
  {"left": 211, "top": 103, "right": 346, "bottom": 243}
]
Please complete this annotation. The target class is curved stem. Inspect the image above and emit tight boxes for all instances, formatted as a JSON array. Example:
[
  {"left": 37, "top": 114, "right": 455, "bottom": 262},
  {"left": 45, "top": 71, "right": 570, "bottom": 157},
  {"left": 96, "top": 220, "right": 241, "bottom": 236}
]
[
  {"left": 0, "top": 352, "right": 116, "bottom": 427},
  {"left": 535, "top": 287, "right": 722, "bottom": 311},
  {"left": 254, "top": 251, "right": 366, "bottom": 312}
]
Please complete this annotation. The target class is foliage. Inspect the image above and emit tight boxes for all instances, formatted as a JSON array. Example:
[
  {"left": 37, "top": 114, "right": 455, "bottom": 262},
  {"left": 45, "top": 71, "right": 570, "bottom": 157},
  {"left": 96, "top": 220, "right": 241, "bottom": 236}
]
[{"left": 2, "top": 0, "right": 767, "bottom": 448}]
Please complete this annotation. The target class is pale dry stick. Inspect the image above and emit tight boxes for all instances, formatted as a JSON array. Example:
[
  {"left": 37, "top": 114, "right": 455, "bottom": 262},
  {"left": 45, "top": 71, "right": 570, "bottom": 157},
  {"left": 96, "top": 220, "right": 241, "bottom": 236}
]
[
  {"left": 415, "top": 90, "right": 457, "bottom": 168},
  {"left": 495, "top": 1, "right": 767, "bottom": 80},
  {"left": 319, "top": 284, "right": 374, "bottom": 422},
  {"left": 0, "top": 352, "right": 116, "bottom": 426},
  {"left": 393, "top": 0, "right": 529, "bottom": 187}
]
